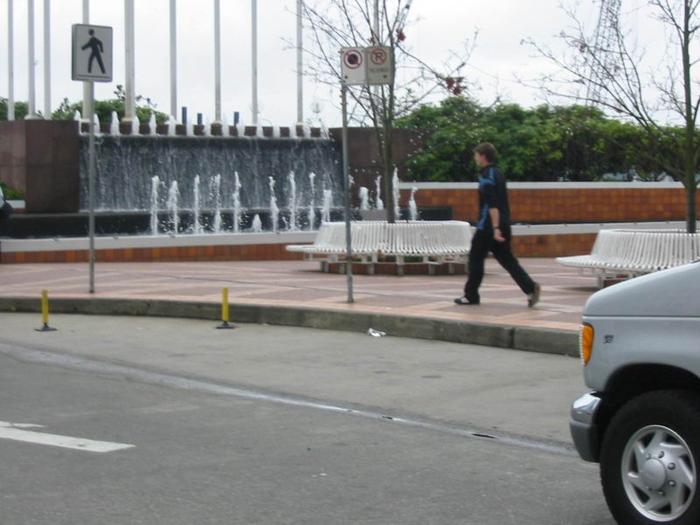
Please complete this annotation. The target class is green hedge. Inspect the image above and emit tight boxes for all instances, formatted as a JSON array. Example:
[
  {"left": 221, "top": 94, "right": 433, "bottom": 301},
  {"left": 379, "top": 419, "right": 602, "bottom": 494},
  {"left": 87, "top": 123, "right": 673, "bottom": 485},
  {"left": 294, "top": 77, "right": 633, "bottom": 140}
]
[{"left": 397, "top": 97, "right": 675, "bottom": 182}]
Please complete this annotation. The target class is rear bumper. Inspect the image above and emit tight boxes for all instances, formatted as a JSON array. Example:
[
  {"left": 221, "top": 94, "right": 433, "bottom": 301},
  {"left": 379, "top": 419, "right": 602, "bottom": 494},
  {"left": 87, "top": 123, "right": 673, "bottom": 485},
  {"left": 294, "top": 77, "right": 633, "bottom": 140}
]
[{"left": 570, "top": 392, "right": 603, "bottom": 462}]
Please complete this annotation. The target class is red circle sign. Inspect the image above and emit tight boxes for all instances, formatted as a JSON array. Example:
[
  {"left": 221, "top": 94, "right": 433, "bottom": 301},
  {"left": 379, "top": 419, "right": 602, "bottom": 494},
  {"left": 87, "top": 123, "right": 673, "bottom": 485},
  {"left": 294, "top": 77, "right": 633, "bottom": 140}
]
[
  {"left": 344, "top": 50, "right": 363, "bottom": 69},
  {"left": 371, "top": 48, "right": 387, "bottom": 65}
]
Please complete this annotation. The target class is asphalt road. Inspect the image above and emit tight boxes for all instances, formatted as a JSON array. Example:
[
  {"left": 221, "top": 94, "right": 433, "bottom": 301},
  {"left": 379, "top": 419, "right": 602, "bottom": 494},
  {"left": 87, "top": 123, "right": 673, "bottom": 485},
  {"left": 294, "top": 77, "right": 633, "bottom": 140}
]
[{"left": 0, "top": 314, "right": 613, "bottom": 524}]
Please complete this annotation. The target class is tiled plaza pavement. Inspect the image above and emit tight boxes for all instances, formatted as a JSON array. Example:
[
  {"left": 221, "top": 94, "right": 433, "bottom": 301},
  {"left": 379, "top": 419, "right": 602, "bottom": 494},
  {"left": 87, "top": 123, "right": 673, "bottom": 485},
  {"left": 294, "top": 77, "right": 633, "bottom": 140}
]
[{"left": 0, "top": 259, "right": 597, "bottom": 332}]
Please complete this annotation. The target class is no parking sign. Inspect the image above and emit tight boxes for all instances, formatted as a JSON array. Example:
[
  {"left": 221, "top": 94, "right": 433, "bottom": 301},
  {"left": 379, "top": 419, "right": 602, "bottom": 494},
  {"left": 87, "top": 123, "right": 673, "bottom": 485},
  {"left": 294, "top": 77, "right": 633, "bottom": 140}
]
[{"left": 340, "top": 46, "right": 393, "bottom": 86}]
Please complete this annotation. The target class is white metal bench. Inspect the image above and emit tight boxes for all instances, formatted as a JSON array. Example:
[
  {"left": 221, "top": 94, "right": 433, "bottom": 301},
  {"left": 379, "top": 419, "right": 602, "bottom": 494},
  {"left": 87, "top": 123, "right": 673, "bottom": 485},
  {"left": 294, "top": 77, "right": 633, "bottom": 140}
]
[
  {"left": 287, "top": 221, "right": 472, "bottom": 274},
  {"left": 557, "top": 229, "right": 700, "bottom": 286}
]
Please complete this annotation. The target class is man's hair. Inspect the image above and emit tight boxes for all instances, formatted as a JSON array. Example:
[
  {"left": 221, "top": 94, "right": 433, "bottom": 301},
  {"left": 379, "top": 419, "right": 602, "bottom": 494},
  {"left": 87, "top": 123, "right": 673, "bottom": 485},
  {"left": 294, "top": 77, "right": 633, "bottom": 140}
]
[{"left": 474, "top": 143, "right": 497, "bottom": 164}]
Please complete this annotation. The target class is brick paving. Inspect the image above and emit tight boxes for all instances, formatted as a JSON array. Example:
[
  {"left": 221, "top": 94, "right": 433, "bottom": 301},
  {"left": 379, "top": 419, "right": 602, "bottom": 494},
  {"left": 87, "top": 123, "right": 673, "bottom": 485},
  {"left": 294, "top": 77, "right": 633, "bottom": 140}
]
[{"left": 0, "top": 258, "right": 597, "bottom": 332}]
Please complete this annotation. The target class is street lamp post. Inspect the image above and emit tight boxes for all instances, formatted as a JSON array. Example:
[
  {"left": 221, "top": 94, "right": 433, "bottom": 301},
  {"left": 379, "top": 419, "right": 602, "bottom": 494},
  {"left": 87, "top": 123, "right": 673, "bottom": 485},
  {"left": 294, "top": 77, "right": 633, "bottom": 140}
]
[
  {"left": 124, "top": 0, "right": 136, "bottom": 124},
  {"left": 43, "top": 0, "right": 51, "bottom": 117},
  {"left": 169, "top": 0, "right": 177, "bottom": 119},
  {"left": 214, "top": 0, "right": 222, "bottom": 123},
  {"left": 27, "top": 0, "right": 37, "bottom": 118},
  {"left": 251, "top": 0, "right": 258, "bottom": 125},
  {"left": 7, "top": 0, "right": 14, "bottom": 120}
]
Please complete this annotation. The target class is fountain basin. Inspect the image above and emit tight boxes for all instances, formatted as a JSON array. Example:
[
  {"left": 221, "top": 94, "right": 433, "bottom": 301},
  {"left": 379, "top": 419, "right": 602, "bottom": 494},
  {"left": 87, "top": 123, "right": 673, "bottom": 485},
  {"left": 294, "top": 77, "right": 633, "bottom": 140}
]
[{"left": 0, "top": 231, "right": 315, "bottom": 264}]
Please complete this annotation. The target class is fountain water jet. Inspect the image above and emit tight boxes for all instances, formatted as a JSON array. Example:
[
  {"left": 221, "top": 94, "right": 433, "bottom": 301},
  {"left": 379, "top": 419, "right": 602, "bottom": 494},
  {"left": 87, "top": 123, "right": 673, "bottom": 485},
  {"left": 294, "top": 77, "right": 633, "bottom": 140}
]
[
  {"left": 192, "top": 175, "right": 202, "bottom": 234},
  {"left": 359, "top": 187, "right": 370, "bottom": 210},
  {"left": 232, "top": 172, "right": 242, "bottom": 233},
  {"left": 74, "top": 110, "right": 82, "bottom": 122},
  {"left": 251, "top": 214, "right": 263, "bottom": 233},
  {"left": 307, "top": 172, "right": 316, "bottom": 231},
  {"left": 375, "top": 176, "right": 384, "bottom": 210},
  {"left": 236, "top": 124, "right": 246, "bottom": 138},
  {"left": 166, "top": 180, "right": 180, "bottom": 234},
  {"left": 211, "top": 174, "right": 223, "bottom": 233},
  {"left": 288, "top": 171, "right": 298, "bottom": 231},
  {"left": 150, "top": 176, "right": 160, "bottom": 235},
  {"left": 393, "top": 169, "right": 400, "bottom": 220},
  {"left": 167, "top": 116, "right": 177, "bottom": 136},
  {"left": 131, "top": 115, "right": 140, "bottom": 136},
  {"left": 269, "top": 177, "right": 279, "bottom": 233},
  {"left": 409, "top": 187, "right": 419, "bottom": 221},
  {"left": 93, "top": 113, "right": 101, "bottom": 135},
  {"left": 148, "top": 113, "right": 157, "bottom": 135},
  {"left": 321, "top": 189, "right": 332, "bottom": 223},
  {"left": 110, "top": 111, "right": 120, "bottom": 136}
]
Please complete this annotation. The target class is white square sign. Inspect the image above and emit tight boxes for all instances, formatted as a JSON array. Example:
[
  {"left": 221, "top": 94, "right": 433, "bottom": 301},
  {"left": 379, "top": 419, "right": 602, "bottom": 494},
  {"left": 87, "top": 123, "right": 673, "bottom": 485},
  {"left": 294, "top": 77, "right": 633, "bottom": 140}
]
[
  {"left": 365, "top": 46, "right": 393, "bottom": 86},
  {"left": 340, "top": 47, "right": 366, "bottom": 86},
  {"left": 72, "top": 24, "right": 113, "bottom": 82}
]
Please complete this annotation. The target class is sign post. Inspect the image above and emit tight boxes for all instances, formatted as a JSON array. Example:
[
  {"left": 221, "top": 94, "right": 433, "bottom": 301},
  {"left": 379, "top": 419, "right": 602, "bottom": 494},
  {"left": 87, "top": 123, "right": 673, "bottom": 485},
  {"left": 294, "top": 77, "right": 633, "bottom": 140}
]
[
  {"left": 339, "top": 46, "right": 394, "bottom": 304},
  {"left": 72, "top": 24, "right": 113, "bottom": 294}
]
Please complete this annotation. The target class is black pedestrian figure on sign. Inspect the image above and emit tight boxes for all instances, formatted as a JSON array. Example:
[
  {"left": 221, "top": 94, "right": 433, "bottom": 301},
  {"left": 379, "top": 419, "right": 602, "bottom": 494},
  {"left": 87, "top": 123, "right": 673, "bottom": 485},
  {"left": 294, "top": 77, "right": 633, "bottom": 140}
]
[{"left": 82, "top": 29, "right": 105, "bottom": 74}]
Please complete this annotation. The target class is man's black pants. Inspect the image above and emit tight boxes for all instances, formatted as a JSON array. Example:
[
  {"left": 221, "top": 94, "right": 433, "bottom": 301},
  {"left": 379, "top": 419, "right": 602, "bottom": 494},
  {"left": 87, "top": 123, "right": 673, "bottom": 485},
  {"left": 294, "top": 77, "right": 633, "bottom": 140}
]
[{"left": 464, "top": 226, "right": 535, "bottom": 302}]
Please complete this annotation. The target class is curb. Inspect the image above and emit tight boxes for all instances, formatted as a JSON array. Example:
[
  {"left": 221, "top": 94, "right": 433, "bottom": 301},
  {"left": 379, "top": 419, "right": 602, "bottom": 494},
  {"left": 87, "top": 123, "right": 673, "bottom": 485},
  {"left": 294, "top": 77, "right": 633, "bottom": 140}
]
[{"left": 0, "top": 297, "right": 580, "bottom": 358}]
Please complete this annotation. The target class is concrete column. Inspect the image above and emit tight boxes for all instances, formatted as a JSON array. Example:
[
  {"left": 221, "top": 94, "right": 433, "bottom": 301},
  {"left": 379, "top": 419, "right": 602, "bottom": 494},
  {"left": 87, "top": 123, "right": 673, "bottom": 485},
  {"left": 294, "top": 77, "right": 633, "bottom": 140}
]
[
  {"left": 7, "top": 0, "right": 15, "bottom": 120},
  {"left": 27, "top": 0, "right": 37, "bottom": 118},
  {"left": 169, "top": 0, "right": 177, "bottom": 119},
  {"left": 214, "top": 0, "right": 221, "bottom": 123},
  {"left": 124, "top": 0, "right": 136, "bottom": 122},
  {"left": 43, "top": 0, "right": 51, "bottom": 117},
  {"left": 296, "top": 0, "right": 303, "bottom": 124},
  {"left": 251, "top": 0, "right": 258, "bottom": 125}
]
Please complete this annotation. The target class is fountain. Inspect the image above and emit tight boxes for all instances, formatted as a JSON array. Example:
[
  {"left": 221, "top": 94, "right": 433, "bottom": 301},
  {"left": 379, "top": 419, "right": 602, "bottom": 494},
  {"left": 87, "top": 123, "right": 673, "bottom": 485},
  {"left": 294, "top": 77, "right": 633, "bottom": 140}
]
[
  {"left": 254, "top": 126, "right": 263, "bottom": 138},
  {"left": 236, "top": 124, "right": 246, "bottom": 138},
  {"left": 93, "top": 113, "right": 101, "bottom": 135},
  {"left": 192, "top": 175, "right": 202, "bottom": 234},
  {"left": 251, "top": 214, "right": 263, "bottom": 233},
  {"left": 375, "top": 176, "right": 384, "bottom": 210},
  {"left": 211, "top": 174, "right": 222, "bottom": 233},
  {"left": 131, "top": 115, "right": 140, "bottom": 136},
  {"left": 148, "top": 113, "right": 157, "bottom": 135},
  {"left": 150, "top": 176, "right": 160, "bottom": 235},
  {"left": 203, "top": 117, "right": 211, "bottom": 137},
  {"left": 232, "top": 172, "right": 242, "bottom": 233},
  {"left": 272, "top": 126, "right": 281, "bottom": 139},
  {"left": 166, "top": 180, "right": 180, "bottom": 234},
  {"left": 186, "top": 121, "right": 195, "bottom": 137},
  {"left": 74, "top": 110, "right": 81, "bottom": 122},
  {"left": 359, "top": 187, "right": 370, "bottom": 210},
  {"left": 409, "top": 187, "right": 419, "bottom": 221},
  {"left": 393, "top": 169, "right": 400, "bottom": 220},
  {"left": 288, "top": 171, "right": 298, "bottom": 231},
  {"left": 109, "top": 112, "right": 120, "bottom": 136},
  {"left": 302, "top": 124, "right": 311, "bottom": 139},
  {"left": 307, "top": 172, "right": 316, "bottom": 231},
  {"left": 321, "top": 189, "right": 332, "bottom": 223},
  {"left": 167, "top": 115, "right": 177, "bottom": 136},
  {"left": 269, "top": 177, "right": 279, "bottom": 233}
]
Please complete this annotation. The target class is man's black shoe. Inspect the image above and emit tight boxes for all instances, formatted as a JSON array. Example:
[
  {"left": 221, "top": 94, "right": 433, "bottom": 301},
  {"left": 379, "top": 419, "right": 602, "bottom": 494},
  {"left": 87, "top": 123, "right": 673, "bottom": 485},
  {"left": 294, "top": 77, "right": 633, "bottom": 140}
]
[
  {"left": 454, "top": 296, "right": 480, "bottom": 306},
  {"left": 528, "top": 283, "right": 541, "bottom": 308}
]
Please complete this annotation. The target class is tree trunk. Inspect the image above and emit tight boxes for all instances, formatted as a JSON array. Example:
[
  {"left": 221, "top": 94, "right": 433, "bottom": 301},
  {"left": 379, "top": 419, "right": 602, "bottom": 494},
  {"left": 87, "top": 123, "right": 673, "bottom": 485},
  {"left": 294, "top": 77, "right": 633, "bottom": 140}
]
[
  {"left": 383, "top": 121, "right": 396, "bottom": 223},
  {"left": 682, "top": 0, "right": 697, "bottom": 233}
]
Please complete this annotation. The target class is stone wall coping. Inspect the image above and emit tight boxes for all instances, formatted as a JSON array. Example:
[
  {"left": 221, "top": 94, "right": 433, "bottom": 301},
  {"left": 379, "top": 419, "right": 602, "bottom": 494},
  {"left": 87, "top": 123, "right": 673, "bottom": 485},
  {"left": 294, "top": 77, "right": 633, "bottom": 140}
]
[{"left": 399, "top": 181, "right": 684, "bottom": 190}]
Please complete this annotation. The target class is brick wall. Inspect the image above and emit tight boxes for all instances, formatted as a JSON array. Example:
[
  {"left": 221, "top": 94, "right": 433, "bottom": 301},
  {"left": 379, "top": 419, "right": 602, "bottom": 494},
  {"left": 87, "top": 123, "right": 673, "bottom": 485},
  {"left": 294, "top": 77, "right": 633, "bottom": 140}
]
[{"left": 405, "top": 185, "right": 695, "bottom": 224}]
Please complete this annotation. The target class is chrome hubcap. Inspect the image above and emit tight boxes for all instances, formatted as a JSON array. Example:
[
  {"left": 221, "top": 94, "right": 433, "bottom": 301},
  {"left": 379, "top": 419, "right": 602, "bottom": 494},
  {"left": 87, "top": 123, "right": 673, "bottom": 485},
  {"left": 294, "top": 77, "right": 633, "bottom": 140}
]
[{"left": 622, "top": 425, "right": 696, "bottom": 522}]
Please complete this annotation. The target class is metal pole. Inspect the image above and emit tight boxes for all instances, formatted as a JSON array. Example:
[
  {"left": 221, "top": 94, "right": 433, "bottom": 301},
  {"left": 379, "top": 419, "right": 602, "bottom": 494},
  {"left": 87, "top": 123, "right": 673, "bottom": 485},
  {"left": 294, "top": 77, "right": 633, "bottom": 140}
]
[
  {"left": 7, "top": 0, "right": 14, "bottom": 120},
  {"left": 296, "top": 0, "right": 303, "bottom": 124},
  {"left": 214, "top": 0, "right": 221, "bottom": 123},
  {"left": 43, "top": 0, "right": 50, "bottom": 117},
  {"left": 124, "top": 0, "right": 136, "bottom": 122},
  {"left": 27, "top": 0, "right": 37, "bottom": 118},
  {"left": 341, "top": 84, "right": 354, "bottom": 303},
  {"left": 251, "top": 0, "right": 258, "bottom": 125},
  {"left": 87, "top": 81, "right": 96, "bottom": 294},
  {"left": 82, "top": 0, "right": 89, "bottom": 119},
  {"left": 373, "top": 0, "right": 380, "bottom": 42},
  {"left": 169, "top": 0, "right": 177, "bottom": 119}
]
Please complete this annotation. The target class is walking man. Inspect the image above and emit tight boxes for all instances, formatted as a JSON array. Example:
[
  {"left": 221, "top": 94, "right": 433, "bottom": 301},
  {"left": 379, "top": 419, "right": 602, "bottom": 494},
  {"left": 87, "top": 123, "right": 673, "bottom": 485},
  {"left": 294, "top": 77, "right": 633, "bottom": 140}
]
[
  {"left": 82, "top": 29, "right": 106, "bottom": 74},
  {"left": 455, "top": 143, "right": 540, "bottom": 307}
]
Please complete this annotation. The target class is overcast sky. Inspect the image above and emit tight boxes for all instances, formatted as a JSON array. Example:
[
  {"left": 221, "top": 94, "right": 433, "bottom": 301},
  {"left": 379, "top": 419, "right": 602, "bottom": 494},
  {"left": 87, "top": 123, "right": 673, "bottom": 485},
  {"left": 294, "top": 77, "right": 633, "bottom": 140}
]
[{"left": 0, "top": 0, "right": 661, "bottom": 126}]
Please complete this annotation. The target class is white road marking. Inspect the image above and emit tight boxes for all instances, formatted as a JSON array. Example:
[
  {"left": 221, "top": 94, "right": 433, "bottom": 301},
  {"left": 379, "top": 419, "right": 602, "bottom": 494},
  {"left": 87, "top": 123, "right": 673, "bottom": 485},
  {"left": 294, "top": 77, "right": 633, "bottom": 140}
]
[{"left": 0, "top": 421, "right": 134, "bottom": 453}]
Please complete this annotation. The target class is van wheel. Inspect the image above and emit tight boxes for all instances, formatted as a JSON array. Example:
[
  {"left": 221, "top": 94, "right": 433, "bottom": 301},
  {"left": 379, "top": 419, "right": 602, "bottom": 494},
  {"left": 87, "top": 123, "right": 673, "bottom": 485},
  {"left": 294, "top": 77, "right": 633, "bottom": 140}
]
[{"left": 600, "top": 391, "right": 700, "bottom": 525}]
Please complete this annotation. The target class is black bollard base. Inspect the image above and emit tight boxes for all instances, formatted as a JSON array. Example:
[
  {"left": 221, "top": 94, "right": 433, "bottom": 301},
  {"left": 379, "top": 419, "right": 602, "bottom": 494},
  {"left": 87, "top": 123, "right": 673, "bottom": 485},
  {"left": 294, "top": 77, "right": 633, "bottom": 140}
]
[
  {"left": 35, "top": 324, "right": 58, "bottom": 333},
  {"left": 215, "top": 321, "right": 236, "bottom": 330}
]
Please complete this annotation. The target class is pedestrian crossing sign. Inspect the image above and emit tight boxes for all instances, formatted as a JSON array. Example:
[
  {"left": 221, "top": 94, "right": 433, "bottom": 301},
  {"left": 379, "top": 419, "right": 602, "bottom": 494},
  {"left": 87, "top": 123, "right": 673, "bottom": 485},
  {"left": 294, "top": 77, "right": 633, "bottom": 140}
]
[{"left": 72, "top": 24, "right": 113, "bottom": 82}]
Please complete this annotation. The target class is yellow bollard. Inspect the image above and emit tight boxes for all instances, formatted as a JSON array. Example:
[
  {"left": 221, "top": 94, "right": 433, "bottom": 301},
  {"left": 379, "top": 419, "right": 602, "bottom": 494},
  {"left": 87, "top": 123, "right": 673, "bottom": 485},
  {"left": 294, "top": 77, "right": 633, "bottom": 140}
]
[
  {"left": 36, "top": 289, "right": 57, "bottom": 332},
  {"left": 216, "top": 287, "right": 235, "bottom": 330}
]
